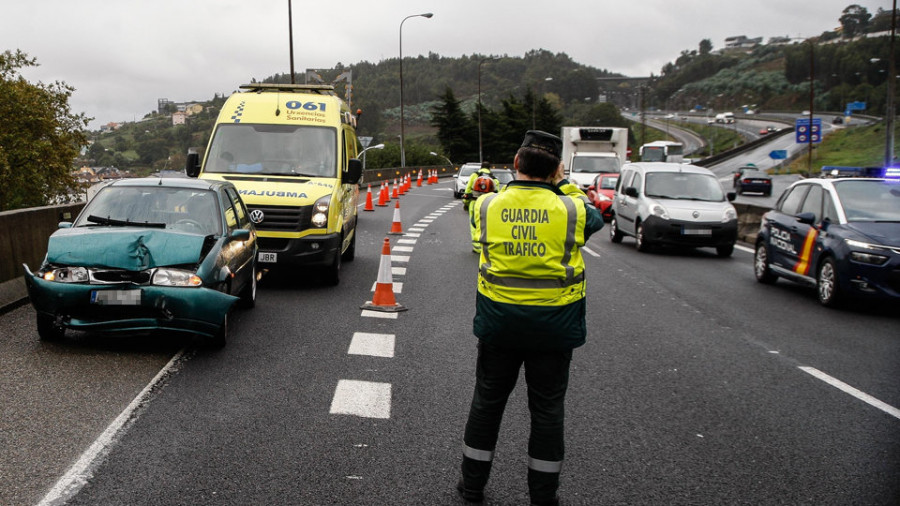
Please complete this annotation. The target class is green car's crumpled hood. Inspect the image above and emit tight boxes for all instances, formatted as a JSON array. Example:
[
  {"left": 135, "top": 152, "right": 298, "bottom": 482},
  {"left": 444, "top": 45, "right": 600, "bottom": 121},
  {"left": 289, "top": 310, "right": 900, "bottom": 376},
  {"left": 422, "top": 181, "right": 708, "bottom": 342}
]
[{"left": 46, "top": 228, "right": 206, "bottom": 270}]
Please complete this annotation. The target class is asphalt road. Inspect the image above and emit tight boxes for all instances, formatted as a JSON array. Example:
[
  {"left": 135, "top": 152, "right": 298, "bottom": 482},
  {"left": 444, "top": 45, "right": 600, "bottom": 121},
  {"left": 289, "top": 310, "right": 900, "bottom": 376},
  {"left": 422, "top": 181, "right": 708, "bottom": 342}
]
[{"left": 2, "top": 179, "right": 898, "bottom": 505}]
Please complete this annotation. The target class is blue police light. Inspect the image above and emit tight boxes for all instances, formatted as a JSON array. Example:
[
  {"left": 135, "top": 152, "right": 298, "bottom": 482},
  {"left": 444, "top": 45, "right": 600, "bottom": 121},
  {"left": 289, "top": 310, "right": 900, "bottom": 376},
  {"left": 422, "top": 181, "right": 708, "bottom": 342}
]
[{"left": 884, "top": 166, "right": 900, "bottom": 179}]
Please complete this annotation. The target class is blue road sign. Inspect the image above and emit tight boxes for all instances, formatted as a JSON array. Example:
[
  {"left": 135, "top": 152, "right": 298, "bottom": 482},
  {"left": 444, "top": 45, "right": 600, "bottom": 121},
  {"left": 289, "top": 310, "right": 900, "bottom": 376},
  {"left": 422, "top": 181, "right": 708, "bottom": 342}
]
[
  {"left": 795, "top": 118, "right": 822, "bottom": 144},
  {"left": 846, "top": 101, "right": 866, "bottom": 111},
  {"left": 769, "top": 150, "right": 788, "bottom": 160}
]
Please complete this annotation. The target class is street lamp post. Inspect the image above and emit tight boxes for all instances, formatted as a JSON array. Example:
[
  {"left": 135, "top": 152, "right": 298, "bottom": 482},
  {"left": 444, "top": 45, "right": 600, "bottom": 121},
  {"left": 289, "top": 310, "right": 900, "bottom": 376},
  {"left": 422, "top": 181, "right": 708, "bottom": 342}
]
[
  {"left": 399, "top": 12, "right": 433, "bottom": 168},
  {"left": 532, "top": 77, "right": 553, "bottom": 130},
  {"left": 429, "top": 151, "right": 453, "bottom": 166},
  {"left": 478, "top": 56, "right": 500, "bottom": 164},
  {"left": 360, "top": 143, "right": 385, "bottom": 170}
]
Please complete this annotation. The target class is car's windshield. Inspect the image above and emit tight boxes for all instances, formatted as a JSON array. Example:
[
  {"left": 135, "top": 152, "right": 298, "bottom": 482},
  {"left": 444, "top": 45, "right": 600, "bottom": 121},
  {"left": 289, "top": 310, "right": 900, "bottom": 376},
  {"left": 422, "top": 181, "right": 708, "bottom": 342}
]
[
  {"left": 833, "top": 180, "right": 900, "bottom": 222},
  {"left": 494, "top": 171, "right": 515, "bottom": 184},
  {"left": 205, "top": 123, "right": 337, "bottom": 177},
  {"left": 598, "top": 176, "right": 619, "bottom": 190},
  {"left": 75, "top": 186, "right": 222, "bottom": 235},
  {"left": 645, "top": 172, "right": 725, "bottom": 201},
  {"left": 571, "top": 156, "right": 620, "bottom": 173}
]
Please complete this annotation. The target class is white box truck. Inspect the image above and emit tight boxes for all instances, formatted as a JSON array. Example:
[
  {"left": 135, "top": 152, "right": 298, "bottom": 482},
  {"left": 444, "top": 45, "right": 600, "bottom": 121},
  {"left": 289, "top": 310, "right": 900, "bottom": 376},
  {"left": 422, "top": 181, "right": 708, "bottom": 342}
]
[{"left": 560, "top": 126, "right": 628, "bottom": 189}]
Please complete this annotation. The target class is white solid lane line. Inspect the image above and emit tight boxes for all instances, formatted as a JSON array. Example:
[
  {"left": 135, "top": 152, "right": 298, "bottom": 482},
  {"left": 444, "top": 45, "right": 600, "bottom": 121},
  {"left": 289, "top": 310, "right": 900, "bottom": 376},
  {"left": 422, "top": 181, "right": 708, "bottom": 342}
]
[{"left": 799, "top": 366, "right": 900, "bottom": 421}]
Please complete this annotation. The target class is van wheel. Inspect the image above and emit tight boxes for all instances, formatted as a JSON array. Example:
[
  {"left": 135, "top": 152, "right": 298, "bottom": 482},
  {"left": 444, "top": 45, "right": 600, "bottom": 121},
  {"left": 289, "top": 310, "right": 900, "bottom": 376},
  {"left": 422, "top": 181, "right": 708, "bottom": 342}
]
[
  {"left": 609, "top": 217, "right": 623, "bottom": 243},
  {"left": 37, "top": 314, "right": 65, "bottom": 342},
  {"left": 716, "top": 244, "right": 734, "bottom": 257},
  {"left": 341, "top": 230, "right": 356, "bottom": 262},
  {"left": 635, "top": 222, "right": 651, "bottom": 252},
  {"left": 325, "top": 248, "right": 341, "bottom": 286}
]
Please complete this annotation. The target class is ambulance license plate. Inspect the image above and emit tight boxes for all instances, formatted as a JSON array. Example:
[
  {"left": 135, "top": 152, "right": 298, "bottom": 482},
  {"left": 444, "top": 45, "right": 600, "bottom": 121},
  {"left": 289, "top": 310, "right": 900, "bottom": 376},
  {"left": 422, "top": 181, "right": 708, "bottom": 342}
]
[
  {"left": 91, "top": 290, "right": 141, "bottom": 305},
  {"left": 258, "top": 252, "right": 278, "bottom": 263}
]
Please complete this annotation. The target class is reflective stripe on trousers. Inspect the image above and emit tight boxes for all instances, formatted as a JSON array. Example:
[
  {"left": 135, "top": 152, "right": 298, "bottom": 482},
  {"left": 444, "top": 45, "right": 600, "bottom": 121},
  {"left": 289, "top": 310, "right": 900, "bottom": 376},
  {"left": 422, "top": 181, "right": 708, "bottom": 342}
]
[
  {"left": 463, "top": 444, "right": 494, "bottom": 462},
  {"left": 528, "top": 456, "right": 563, "bottom": 473}
]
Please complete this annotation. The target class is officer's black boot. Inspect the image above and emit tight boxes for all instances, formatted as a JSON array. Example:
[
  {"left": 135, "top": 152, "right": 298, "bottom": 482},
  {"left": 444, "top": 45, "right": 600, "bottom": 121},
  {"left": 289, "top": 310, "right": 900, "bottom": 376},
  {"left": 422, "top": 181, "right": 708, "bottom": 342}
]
[
  {"left": 528, "top": 468, "right": 560, "bottom": 506},
  {"left": 458, "top": 455, "right": 491, "bottom": 503}
]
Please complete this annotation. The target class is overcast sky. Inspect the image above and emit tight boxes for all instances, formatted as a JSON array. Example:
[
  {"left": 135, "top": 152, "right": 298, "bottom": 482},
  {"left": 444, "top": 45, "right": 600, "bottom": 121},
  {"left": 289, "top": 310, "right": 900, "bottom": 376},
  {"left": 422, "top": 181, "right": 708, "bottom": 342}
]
[{"left": 2, "top": 0, "right": 892, "bottom": 129}]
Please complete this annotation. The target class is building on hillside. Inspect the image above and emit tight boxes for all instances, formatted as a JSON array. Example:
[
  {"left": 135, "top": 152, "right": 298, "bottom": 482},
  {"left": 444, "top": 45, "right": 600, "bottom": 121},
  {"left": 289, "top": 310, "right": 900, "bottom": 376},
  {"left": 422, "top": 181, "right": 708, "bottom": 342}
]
[
  {"left": 724, "top": 35, "right": 762, "bottom": 49},
  {"left": 172, "top": 111, "right": 187, "bottom": 126},
  {"left": 768, "top": 36, "right": 793, "bottom": 45}
]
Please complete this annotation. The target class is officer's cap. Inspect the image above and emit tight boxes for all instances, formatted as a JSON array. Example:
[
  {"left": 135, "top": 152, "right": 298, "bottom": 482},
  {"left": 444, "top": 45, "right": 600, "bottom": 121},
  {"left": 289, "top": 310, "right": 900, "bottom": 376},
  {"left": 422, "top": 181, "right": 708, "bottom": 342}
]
[{"left": 520, "top": 130, "right": 562, "bottom": 159}]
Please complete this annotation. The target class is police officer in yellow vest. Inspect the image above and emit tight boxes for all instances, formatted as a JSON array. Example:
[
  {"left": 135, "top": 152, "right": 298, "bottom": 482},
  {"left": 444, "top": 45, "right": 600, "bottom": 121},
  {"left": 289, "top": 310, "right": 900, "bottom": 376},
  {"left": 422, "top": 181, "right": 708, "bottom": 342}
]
[
  {"left": 457, "top": 130, "right": 603, "bottom": 506},
  {"left": 464, "top": 163, "right": 500, "bottom": 253}
]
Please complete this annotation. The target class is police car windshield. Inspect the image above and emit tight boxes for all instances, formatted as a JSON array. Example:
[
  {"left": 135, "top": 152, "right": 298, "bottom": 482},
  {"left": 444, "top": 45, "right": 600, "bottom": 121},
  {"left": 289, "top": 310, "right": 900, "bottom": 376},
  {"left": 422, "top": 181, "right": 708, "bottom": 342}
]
[
  {"left": 645, "top": 172, "right": 724, "bottom": 201},
  {"left": 833, "top": 180, "right": 900, "bottom": 222},
  {"left": 205, "top": 124, "right": 337, "bottom": 177}
]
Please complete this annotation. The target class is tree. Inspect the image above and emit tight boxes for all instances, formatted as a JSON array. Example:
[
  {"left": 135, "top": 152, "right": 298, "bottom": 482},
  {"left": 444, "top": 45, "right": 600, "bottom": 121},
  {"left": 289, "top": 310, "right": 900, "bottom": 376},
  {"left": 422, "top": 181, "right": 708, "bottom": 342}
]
[
  {"left": 430, "top": 87, "right": 476, "bottom": 162},
  {"left": 840, "top": 4, "right": 872, "bottom": 38},
  {"left": 0, "top": 50, "right": 88, "bottom": 211},
  {"left": 699, "top": 39, "right": 713, "bottom": 56}
]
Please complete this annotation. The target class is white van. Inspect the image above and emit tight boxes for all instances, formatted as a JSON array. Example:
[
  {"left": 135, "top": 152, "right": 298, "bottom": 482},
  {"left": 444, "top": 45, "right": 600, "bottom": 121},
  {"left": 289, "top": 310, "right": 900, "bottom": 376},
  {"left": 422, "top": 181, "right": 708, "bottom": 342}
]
[{"left": 609, "top": 162, "right": 738, "bottom": 257}]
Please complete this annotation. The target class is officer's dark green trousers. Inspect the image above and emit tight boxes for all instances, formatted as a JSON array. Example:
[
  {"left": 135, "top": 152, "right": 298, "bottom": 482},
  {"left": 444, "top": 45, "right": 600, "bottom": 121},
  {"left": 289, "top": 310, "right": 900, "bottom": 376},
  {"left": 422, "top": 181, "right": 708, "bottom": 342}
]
[{"left": 462, "top": 341, "right": 573, "bottom": 503}]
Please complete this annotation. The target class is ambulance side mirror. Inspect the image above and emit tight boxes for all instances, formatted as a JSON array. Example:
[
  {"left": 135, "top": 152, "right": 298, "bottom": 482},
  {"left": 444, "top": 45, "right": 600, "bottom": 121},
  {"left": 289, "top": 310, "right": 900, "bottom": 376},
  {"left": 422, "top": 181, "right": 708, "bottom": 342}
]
[
  {"left": 345, "top": 159, "right": 363, "bottom": 184},
  {"left": 185, "top": 153, "right": 201, "bottom": 178}
]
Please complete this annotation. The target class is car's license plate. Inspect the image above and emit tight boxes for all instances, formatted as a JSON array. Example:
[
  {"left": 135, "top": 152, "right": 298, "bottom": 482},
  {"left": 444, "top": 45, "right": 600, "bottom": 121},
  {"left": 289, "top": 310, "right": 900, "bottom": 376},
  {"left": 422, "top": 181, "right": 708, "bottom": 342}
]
[
  {"left": 258, "top": 252, "right": 278, "bottom": 263},
  {"left": 683, "top": 228, "right": 712, "bottom": 236},
  {"left": 91, "top": 290, "right": 141, "bottom": 305}
]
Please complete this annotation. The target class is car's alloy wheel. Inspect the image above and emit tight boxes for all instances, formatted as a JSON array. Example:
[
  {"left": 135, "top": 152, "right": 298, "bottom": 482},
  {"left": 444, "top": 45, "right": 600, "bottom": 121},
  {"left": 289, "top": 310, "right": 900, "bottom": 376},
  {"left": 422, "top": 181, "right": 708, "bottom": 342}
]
[
  {"left": 609, "top": 217, "right": 623, "bottom": 243},
  {"left": 817, "top": 257, "right": 842, "bottom": 307},
  {"left": 754, "top": 243, "right": 778, "bottom": 284}
]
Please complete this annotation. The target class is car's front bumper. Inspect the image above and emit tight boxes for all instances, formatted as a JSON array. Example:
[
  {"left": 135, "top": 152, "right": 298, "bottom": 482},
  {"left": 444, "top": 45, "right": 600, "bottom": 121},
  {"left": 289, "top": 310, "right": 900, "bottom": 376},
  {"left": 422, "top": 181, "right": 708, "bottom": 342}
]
[
  {"left": 834, "top": 250, "right": 900, "bottom": 301},
  {"left": 24, "top": 266, "right": 237, "bottom": 338},
  {"left": 642, "top": 216, "right": 738, "bottom": 247}
]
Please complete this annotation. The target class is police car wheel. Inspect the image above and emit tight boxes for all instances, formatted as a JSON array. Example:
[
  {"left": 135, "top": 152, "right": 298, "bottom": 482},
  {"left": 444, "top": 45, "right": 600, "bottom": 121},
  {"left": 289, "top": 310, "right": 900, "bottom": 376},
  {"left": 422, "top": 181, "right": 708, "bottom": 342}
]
[
  {"left": 817, "top": 257, "right": 842, "bottom": 307},
  {"left": 754, "top": 243, "right": 778, "bottom": 284},
  {"left": 609, "top": 217, "right": 623, "bottom": 243}
]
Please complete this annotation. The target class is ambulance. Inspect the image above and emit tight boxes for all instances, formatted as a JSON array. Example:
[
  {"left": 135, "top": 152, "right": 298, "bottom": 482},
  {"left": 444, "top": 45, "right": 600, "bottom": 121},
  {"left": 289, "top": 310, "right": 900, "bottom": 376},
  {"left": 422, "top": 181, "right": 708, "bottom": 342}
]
[{"left": 186, "top": 83, "right": 363, "bottom": 285}]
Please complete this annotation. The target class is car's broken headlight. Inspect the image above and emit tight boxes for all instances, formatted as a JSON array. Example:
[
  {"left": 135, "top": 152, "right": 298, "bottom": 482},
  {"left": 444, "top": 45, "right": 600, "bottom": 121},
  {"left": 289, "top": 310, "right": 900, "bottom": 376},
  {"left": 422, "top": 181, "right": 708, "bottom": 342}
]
[
  {"left": 43, "top": 266, "right": 89, "bottom": 283},
  {"left": 152, "top": 268, "right": 202, "bottom": 287}
]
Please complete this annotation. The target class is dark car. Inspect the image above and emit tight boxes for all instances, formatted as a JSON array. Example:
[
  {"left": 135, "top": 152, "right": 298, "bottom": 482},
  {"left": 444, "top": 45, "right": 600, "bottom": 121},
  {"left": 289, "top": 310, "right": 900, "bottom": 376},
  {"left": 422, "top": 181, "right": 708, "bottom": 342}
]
[
  {"left": 735, "top": 169, "right": 773, "bottom": 196},
  {"left": 24, "top": 177, "right": 258, "bottom": 346},
  {"left": 732, "top": 164, "right": 758, "bottom": 188},
  {"left": 492, "top": 168, "right": 515, "bottom": 190},
  {"left": 753, "top": 177, "right": 900, "bottom": 307}
]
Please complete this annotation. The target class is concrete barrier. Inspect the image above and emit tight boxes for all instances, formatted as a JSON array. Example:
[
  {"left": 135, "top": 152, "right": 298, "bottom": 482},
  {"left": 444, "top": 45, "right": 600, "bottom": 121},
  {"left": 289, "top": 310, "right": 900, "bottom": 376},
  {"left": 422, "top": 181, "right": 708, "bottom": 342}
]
[{"left": 0, "top": 202, "right": 85, "bottom": 313}]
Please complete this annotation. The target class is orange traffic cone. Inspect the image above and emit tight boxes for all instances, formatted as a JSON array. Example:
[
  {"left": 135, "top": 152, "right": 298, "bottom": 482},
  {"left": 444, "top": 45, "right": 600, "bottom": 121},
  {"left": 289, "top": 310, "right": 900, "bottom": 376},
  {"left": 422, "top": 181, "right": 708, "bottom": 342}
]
[
  {"left": 399, "top": 175, "right": 407, "bottom": 196},
  {"left": 388, "top": 200, "right": 404, "bottom": 235},
  {"left": 391, "top": 179, "right": 399, "bottom": 199},
  {"left": 361, "top": 238, "right": 407, "bottom": 312},
  {"left": 416, "top": 170, "right": 423, "bottom": 187},
  {"left": 364, "top": 184, "right": 375, "bottom": 211},
  {"left": 377, "top": 182, "right": 388, "bottom": 206}
]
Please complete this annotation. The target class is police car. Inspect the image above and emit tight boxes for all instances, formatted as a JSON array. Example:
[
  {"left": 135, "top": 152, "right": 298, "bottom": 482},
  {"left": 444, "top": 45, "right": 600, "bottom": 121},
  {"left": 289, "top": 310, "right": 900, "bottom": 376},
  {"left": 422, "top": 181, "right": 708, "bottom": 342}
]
[{"left": 753, "top": 176, "right": 900, "bottom": 306}]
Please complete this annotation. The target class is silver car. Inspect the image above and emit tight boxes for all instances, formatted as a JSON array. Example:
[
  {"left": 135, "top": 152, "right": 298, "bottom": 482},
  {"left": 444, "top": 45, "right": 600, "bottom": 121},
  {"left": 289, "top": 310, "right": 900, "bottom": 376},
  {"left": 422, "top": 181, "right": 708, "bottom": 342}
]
[
  {"left": 453, "top": 163, "right": 482, "bottom": 198},
  {"left": 609, "top": 162, "right": 738, "bottom": 257}
]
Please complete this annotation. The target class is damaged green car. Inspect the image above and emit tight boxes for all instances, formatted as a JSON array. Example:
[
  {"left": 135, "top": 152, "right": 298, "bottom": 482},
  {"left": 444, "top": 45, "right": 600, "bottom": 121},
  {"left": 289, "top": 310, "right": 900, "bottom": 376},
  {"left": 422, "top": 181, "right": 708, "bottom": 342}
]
[{"left": 24, "top": 177, "right": 258, "bottom": 347}]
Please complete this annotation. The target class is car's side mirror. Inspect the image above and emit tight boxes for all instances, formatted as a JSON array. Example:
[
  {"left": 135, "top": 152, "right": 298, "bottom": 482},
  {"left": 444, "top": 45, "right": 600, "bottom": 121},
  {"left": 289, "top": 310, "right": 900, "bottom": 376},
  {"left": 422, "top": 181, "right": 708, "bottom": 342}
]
[
  {"left": 796, "top": 212, "right": 816, "bottom": 225},
  {"left": 186, "top": 153, "right": 201, "bottom": 178},
  {"left": 345, "top": 159, "right": 363, "bottom": 184},
  {"left": 726, "top": 192, "right": 737, "bottom": 201},
  {"left": 624, "top": 187, "right": 639, "bottom": 198},
  {"left": 230, "top": 229, "right": 251, "bottom": 241}
]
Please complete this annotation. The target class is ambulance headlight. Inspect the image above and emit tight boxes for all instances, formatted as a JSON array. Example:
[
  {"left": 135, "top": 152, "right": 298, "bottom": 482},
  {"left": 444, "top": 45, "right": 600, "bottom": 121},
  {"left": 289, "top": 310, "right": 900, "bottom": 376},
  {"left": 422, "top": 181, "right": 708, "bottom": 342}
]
[{"left": 311, "top": 196, "right": 330, "bottom": 228}]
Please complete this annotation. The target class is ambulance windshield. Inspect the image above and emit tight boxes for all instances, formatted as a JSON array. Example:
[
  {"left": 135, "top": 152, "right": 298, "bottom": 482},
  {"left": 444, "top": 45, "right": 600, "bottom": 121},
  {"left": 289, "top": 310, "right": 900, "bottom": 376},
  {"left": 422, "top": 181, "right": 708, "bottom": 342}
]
[{"left": 205, "top": 124, "right": 337, "bottom": 177}]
